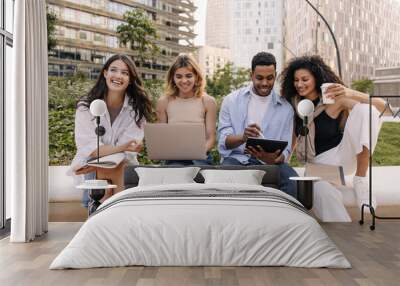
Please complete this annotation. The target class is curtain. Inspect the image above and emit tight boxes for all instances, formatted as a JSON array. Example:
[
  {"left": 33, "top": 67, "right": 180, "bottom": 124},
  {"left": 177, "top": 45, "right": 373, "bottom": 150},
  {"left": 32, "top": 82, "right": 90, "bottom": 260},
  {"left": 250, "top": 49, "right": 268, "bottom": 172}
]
[{"left": 10, "top": 0, "right": 48, "bottom": 242}]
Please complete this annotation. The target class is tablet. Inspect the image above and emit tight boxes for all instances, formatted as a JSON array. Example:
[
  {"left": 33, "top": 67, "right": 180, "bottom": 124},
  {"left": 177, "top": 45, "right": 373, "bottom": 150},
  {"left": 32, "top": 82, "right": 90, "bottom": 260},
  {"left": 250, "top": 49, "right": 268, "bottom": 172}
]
[{"left": 245, "top": 138, "right": 288, "bottom": 155}]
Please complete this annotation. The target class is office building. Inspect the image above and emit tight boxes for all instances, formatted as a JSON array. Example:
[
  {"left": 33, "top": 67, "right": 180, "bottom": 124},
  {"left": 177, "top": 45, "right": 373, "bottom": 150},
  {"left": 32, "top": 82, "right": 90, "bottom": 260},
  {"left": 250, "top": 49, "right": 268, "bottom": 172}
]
[
  {"left": 284, "top": 0, "right": 400, "bottom": 85},
  {"left": 206, "top": 0, "right": 284, "bottom": 72}
]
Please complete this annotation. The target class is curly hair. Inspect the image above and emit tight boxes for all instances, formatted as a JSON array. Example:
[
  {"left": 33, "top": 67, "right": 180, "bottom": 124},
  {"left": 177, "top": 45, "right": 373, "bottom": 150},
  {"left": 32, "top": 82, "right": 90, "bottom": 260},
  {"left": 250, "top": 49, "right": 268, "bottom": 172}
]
[
  {"left": 77, "top": 54, "right": 153, "bottom": 127},
  {"left": 280, "top": 55, "right": 344, "bottom": 104},
  {"left": 164, "top": 54, "right": 205, "bottom": 98}
]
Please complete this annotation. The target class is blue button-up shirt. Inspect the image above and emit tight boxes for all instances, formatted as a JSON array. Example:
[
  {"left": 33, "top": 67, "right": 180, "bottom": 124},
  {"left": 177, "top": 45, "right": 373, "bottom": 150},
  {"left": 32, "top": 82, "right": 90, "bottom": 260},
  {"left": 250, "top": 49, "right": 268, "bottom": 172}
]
[{"left": 217, "top": 84, "right": 294, "bottom": 164}]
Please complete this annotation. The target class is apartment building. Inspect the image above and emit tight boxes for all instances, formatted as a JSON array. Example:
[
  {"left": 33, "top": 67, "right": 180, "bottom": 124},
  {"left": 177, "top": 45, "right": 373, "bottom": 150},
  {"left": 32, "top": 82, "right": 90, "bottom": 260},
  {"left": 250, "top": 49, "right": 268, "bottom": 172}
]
[
  {"left": 47, "top": 0, "right": 196, "bottom": 79},
  {"left": 284, "top": 0, "right": 400, "bottom": 85},
  {"left": 196, "top": 45, "right": 231, "bottom": 78}
]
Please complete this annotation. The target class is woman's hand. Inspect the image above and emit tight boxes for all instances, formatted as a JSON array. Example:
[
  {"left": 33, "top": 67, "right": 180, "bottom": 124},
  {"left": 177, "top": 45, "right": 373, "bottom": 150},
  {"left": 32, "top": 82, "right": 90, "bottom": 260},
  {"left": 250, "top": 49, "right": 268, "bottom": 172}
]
[
  {"left": 75, "top": 165, "right": 97, "bottom": 175},
  {"left": 122, "top": 139, "right": 143, "bottom": 152},
  {"left": 324, "top": 83, "right": 350, "bottom": 100}
]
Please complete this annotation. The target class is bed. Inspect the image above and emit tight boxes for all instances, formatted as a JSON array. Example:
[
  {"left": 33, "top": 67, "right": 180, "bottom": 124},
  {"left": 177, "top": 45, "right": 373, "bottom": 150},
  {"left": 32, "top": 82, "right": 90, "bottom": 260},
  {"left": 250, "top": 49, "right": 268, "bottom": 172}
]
[{"left": 50, "top": 165, "right": 351, "bottom": 269}]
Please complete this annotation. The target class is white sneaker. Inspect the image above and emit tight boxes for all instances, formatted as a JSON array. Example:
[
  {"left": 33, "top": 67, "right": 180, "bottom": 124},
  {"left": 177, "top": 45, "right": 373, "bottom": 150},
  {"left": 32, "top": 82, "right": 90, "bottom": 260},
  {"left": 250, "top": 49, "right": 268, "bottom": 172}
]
[{"left": 353, "top": 176, "right": 377, "bottom": 211}]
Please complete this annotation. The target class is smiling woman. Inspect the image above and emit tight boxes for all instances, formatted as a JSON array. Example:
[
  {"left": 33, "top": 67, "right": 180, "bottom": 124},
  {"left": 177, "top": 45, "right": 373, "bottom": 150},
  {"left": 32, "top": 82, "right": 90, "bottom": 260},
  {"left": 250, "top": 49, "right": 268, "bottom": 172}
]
[
  {"left": 155, "top": 54, "right": 217, "bottom": 165},
  {"left": 69, "top": 54, "right": 153, "bottom": 206},
  {"left": 280, "top": 55, "right": 386, "bottom": 215}
]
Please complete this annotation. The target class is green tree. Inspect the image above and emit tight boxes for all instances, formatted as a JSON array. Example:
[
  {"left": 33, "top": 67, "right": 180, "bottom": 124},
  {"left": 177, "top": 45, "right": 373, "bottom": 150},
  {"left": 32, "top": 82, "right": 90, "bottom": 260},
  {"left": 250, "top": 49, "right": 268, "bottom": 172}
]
[
  {"left": 116, "top": 9, "right": 160, "bottom": 64},
  {"left": 47, "top": 8, "right": 57, "bottom": 52},
  {"left": 143, "top": 79, "right": 164, "bottom": 106},
  {"left": 206, "top": 62, "right": 250, "bottom": 98},
  {"left": 351, "top": 78, "right": 374, "bottom": 94}
]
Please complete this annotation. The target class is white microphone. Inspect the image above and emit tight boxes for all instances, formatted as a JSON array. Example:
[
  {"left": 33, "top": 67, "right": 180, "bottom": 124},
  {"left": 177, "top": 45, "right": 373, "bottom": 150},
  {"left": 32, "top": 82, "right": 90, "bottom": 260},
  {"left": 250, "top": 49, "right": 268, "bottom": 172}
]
[
  {"left": 297, "top": 99, "right": 314, "bottom": 119},
  {"left": 90, "top": 99, "right": 107, "bottom": 117}
]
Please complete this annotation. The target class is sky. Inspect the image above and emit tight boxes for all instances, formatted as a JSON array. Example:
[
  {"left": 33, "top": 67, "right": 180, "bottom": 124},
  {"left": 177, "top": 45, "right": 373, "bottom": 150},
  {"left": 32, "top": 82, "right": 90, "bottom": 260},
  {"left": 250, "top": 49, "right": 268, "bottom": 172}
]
[{"left": 193, "top": 0, "right": 207, "bottom": 46}]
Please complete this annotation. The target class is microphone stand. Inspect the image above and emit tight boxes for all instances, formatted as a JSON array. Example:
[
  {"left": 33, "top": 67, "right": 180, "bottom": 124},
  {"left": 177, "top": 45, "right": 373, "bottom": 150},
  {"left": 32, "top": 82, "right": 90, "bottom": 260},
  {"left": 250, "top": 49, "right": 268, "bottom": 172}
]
[
  {"left": 88, "top": 116, "right": 106, "bottom": 215},
  {"left": 295, "top": 114, "right": 314, "bottom": 210},
  {"left": 96, "top": 116, "right": 100, "bottom": 178},
  {"left": 303, "top": 115, "right": 308, "bottom": 164}
]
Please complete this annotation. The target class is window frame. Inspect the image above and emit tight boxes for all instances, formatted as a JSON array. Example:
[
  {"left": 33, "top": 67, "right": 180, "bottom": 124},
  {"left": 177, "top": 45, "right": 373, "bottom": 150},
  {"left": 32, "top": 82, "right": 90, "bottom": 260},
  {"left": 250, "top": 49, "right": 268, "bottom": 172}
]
[{"left": 0, "top": 0, "right": 14, "bottom": 233}]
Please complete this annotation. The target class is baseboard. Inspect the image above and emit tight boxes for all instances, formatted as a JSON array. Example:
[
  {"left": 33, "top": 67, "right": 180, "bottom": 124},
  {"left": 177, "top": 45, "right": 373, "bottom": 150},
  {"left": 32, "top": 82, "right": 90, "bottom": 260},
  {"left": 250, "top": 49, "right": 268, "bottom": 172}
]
[
  {"left": 49, "top": 202, "right": 88, "bottom": 222},
  {"left": 48, "top": 202, "right": 399, "bottom": 223}
]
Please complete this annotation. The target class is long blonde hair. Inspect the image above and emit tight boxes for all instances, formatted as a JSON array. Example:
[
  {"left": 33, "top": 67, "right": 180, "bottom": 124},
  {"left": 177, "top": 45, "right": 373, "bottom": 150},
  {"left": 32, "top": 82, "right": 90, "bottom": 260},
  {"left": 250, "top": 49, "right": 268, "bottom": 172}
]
[{"left": 165, "top": 54, "right": 205, "bottom": 98}]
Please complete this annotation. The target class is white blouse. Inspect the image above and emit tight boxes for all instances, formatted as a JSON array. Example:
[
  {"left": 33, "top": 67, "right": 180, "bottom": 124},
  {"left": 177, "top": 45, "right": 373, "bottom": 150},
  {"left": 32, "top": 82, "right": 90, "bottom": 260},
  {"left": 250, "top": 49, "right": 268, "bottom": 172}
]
[{"left": 69, "top": 95, "right": 144, "bottom": 180}]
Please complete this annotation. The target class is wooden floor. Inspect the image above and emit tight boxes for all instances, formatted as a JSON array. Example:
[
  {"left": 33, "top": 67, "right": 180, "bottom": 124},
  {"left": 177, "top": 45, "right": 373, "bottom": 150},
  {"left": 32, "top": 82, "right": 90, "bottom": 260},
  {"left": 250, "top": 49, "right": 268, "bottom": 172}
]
[{"left": 1, "top": 217, "right": 400, "bottom": 286}]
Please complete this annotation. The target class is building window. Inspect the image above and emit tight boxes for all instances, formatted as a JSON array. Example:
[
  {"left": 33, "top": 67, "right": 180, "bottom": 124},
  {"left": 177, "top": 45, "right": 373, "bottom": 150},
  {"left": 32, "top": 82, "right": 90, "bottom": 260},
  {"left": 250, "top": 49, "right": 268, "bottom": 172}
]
[
  {"left": 94, "top": 33, "right": 104, "bottom": 43},
  {"left": 268, "top": 42, "right": 274, "bottom": 49},
  {"left": 79, "top": 31, "right": 87, "bottom": 40}
]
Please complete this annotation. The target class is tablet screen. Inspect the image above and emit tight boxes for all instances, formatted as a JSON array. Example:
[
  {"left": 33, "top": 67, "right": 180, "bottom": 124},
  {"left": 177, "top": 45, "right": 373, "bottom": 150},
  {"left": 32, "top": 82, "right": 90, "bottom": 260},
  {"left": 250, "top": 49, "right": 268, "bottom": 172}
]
[{"left": 245, "top": 138, "right": 288, "bottom": 155}]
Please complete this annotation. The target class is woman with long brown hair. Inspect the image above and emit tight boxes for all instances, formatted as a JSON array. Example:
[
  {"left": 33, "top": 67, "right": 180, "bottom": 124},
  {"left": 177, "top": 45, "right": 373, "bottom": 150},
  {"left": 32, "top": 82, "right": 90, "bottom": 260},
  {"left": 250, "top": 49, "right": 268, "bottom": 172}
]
[{"left": 70, "top": 54, "right": 153, "bottom": 206}]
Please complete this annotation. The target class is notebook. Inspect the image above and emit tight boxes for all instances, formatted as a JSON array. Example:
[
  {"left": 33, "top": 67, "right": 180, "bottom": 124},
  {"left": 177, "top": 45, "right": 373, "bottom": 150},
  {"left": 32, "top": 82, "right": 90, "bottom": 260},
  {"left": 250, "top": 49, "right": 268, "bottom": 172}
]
[{"left": 305, "top": 163, "right": 346, "bottom": 186}]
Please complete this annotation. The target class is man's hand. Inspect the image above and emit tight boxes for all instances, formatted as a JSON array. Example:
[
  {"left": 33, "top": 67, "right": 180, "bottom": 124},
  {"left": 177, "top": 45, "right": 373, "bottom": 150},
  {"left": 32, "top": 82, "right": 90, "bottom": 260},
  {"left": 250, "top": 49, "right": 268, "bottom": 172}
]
[
  {"left": 242, "top": 123, "right": 262, "bottom": 142},
  {"left": 245, "top": 146, "right": 284, "bottom": 164}
]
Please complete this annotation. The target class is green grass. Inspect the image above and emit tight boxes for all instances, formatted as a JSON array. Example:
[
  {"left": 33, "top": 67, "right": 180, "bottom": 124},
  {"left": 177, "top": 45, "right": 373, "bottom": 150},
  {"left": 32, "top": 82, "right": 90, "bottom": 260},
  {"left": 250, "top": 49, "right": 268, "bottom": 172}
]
[
  {"left": 290, "top": 122, "right": 400, "bottom": 167},
  {"left": 373, "top": 122, "right": 400, "bottom": 166}
]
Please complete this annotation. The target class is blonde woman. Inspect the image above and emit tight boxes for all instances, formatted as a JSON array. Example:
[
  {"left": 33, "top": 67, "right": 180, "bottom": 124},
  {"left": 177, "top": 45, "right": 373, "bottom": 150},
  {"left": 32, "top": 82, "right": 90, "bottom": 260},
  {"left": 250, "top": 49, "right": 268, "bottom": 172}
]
[{"left": 156, "top": 54, "right": 217, "bottom": 165}]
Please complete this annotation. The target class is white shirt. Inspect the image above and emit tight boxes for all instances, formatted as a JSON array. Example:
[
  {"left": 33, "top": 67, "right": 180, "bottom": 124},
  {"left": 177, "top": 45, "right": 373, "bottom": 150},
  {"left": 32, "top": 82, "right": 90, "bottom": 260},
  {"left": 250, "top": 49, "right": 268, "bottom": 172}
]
[
  {"left": 247, "top": 87, "right": 271, "bottom": 129},
  {"left": 69, "top": 95, "right": 144, "bottom": 178}
]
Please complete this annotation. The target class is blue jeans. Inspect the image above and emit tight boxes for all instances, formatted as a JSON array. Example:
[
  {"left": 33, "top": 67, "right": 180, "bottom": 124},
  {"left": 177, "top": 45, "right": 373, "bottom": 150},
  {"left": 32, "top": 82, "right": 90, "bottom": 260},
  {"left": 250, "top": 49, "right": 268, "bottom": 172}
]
[
  {"left": 221, "top": 156, "right": 298, "bottom": 198},
  {"left": 165, "top": 153, "right": 213, "bottom": 166},
  {"left": 82, "top": 172, "right": 96, "bottom": 208}
]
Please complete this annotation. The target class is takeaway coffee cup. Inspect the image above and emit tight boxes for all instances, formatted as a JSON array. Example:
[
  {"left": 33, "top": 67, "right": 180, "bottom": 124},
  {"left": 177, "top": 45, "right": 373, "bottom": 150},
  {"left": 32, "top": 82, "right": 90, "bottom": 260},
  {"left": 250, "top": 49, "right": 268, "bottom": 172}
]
[{"left": 321, "top": 83, "right": 335, "bottom": 104}]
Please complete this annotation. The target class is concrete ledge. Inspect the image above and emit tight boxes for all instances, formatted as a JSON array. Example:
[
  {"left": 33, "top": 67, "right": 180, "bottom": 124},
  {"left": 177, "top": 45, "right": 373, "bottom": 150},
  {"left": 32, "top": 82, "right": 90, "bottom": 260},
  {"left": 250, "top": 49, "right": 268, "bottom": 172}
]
[
  {"left": 50, "top": 165, "right": 400, "bottom": 206},
  {"left": 49, "top": 166, "right": 82, "bottom": 202}
]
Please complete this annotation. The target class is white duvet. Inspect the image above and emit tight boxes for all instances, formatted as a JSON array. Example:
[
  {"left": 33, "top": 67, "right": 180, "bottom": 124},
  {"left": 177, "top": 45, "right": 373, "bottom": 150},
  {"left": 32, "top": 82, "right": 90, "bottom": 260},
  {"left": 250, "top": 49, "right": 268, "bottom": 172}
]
[{"left": 50, "top": 183, "right": 351, "bottom": 269}]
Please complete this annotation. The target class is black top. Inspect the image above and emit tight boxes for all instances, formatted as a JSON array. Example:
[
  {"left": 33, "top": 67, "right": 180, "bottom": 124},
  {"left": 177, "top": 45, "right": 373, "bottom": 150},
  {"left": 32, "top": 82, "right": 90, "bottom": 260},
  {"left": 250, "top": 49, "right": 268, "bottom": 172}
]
[
  {"left": 313, "top": 111, "right": 343, "bottom": 155},
  {"left": 295, "top": 99, "right": 343, "bottom": 156}
]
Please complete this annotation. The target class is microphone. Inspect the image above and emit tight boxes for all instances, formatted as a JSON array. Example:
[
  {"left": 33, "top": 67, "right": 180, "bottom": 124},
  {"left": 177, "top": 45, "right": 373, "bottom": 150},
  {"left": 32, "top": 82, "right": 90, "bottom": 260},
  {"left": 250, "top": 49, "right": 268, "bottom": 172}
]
[
  {"left": 297, "top": 99, "right": 314, "bottom": 120},
  {"left": 90, "top": 100, "right": 107, "bottom": 136},
  {"left": 89, "top": 100, "right": 107, "bottom": 166},
  {"left": 90, "top": 99, "right": 107, "bottom": 117},
  {"left": 297, "top": 99, "right": 314, "bottom": 135}
]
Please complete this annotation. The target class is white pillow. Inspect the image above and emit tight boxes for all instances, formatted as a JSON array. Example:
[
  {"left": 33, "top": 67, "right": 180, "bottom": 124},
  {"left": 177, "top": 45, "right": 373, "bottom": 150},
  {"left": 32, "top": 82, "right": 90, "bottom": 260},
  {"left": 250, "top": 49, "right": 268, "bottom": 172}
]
[
  {"left": 200, "top": 169, "right": 266, "bottom": 185},
  {"left": 135, "top": 167, "right": 201, "bottom": 186}
]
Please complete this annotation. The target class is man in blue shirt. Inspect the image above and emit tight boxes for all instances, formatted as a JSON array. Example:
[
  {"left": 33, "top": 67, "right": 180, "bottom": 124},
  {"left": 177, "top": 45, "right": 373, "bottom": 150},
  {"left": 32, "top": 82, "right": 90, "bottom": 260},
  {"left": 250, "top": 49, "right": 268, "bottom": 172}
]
[{"left": 218, "top": 52, "right": 298, "bottom": 197}]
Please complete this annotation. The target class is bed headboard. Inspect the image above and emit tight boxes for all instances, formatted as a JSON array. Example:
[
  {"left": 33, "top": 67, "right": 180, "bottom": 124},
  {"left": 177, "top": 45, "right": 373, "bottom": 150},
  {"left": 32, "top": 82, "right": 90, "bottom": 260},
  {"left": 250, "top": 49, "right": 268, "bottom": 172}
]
[{"left": 124, "top": 165, "right": 280, "bottom": 190}]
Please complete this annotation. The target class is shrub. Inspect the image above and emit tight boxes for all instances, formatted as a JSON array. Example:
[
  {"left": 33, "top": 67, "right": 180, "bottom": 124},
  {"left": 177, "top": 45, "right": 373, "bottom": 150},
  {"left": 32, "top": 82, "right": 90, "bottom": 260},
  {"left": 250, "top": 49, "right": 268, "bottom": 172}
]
[
  {"left": 48, "top": 76, "right": 400, "bottom": 167},
  {"left": 48, "top": 76, "right": 93, "bottom": 165}
]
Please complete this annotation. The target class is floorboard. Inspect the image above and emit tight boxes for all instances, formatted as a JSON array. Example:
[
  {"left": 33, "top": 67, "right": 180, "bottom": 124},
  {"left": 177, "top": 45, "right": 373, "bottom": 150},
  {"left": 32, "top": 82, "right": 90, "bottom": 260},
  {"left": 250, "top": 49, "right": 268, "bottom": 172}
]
[{"left": 1, "top": 218, "right": 400, "bottom": 286}]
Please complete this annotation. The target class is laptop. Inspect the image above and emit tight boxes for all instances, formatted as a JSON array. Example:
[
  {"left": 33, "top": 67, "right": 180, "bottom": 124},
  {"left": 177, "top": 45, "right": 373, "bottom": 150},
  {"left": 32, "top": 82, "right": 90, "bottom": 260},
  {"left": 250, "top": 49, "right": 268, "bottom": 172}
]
[{"left": 144, "top": 123, "right": 207, "bottom": 160}]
